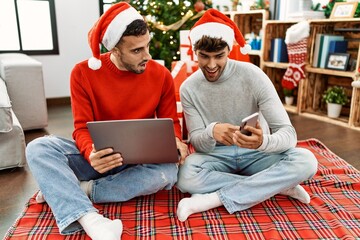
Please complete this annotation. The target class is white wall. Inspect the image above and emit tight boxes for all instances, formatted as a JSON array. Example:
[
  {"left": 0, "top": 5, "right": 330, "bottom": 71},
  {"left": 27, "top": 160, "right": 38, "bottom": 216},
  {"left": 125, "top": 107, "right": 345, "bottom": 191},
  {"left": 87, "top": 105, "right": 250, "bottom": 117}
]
[{"left": 32, "top": 0, "right": 99, "bottom": 99}]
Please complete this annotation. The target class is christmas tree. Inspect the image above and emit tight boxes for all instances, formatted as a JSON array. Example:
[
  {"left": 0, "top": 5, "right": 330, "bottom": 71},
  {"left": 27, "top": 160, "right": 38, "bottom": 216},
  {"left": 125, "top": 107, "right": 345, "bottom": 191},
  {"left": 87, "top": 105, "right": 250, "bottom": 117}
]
[{"left": 113, "top": 0, "right": 212, "bottom": 69}]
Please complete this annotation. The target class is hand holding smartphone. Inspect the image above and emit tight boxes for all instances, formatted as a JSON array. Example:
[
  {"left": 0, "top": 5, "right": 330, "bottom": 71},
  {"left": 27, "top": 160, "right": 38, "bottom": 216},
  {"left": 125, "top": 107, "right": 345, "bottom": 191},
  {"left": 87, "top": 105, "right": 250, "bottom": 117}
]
[{"left": 239, "top": 112, "right": 259, "bottom": 136}]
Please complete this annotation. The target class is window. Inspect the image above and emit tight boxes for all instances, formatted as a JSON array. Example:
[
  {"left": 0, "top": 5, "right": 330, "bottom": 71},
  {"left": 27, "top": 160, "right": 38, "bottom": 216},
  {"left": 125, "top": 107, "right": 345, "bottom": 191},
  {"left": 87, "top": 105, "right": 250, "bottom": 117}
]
[
  {"left": 99, "top": 0, "right": 113, "bottom": 15},
  {"left": 0, "top": 0, "right": 59, "bottom": 55}
]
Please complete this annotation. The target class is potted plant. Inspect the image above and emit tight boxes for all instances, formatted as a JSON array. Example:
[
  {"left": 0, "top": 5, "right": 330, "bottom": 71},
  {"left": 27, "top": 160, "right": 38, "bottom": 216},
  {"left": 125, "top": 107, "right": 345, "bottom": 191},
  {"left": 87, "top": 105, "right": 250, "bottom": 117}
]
[
  {"left": 283, "top": 88, "right": 294, "bottom": 105},
  {"left": 322, "top": 86, "right": 349, "bottom": 118}
]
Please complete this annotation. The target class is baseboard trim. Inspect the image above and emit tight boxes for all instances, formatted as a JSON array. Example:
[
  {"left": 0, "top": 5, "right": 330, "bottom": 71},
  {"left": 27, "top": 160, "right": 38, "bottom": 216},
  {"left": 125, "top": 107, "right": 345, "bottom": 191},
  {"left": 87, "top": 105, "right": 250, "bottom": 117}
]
[{"left": 46, "top": 97, "right": 71, "bottom": 107}]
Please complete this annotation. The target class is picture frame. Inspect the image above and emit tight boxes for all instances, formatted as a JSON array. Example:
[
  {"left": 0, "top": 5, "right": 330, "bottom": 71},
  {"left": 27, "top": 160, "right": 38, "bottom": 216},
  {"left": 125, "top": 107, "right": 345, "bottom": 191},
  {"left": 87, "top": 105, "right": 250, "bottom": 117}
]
[
  {"left": 330, "top": 2, "right": 358, "bottom": 19},
  {"left": 326, "top": 53, "right": 350, "bottom": 71}
]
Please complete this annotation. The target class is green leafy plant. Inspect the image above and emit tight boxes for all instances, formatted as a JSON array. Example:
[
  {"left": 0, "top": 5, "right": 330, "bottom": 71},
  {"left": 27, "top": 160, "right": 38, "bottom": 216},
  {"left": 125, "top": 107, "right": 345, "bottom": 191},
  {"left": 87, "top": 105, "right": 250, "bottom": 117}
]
[
  {"left": 323, "top": 0, "right": 345, "bottom": 18},
  {"left": 283, "top": 88, "right": 294, "bottom": 97},
  {"left": 322, "top": 86, "right": 349, "bottom": 105}
]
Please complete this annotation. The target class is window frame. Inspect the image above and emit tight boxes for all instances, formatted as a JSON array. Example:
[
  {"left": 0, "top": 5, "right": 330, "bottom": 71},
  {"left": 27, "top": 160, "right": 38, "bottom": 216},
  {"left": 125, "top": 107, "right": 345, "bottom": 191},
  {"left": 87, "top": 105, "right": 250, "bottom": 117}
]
[
  {"left": 0, "top": 0, "right": 59, "bottom": 55},
  {"left": 99, "top": 0, "right": 113, "bottom": 15}
]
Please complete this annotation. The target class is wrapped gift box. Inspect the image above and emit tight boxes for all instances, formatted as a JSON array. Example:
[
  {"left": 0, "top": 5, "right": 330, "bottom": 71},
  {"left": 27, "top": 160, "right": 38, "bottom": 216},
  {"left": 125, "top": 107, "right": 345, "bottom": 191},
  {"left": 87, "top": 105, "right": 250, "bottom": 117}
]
[{"left": 180, "top": 30, "right": 198, "bottom": 63}]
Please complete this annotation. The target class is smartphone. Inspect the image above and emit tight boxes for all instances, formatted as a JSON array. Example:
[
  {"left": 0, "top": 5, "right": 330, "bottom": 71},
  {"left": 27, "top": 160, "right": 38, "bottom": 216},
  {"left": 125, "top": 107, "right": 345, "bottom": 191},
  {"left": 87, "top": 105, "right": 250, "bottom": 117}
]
[{"left": 239, "top": 112, "right": 259, "bottom": 136}]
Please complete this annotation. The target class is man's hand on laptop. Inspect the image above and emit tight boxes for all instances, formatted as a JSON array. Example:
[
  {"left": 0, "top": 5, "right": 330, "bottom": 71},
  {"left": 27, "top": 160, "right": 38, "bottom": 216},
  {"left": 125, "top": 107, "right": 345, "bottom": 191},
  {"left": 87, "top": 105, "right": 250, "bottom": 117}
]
[
  {"left": 176, "top": 138, "right": 189, "bottom": 165},
  {"left": 89, "top": 144, "right": 123, "bottom": 173}
]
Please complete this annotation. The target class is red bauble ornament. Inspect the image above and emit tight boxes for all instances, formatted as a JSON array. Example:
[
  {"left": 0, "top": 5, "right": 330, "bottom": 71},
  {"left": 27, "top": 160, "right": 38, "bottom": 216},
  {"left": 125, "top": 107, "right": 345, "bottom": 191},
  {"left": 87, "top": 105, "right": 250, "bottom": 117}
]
[{"left": 194, "top": 0, "right": 205, "bottom": 12}]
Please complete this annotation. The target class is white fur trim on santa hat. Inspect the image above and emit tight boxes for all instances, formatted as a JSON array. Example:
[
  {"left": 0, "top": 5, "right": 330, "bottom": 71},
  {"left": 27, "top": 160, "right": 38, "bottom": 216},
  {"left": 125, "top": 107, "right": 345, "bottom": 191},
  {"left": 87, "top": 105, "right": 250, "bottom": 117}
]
[
  {"left": 285, "top": 21, "right": 310, "bottom": 44},
  {"left": 102, "top": 7, "right": 143, "bottom": 51},
  {"left": 190, "top": 22, "right": 235, "bottom": 51}
]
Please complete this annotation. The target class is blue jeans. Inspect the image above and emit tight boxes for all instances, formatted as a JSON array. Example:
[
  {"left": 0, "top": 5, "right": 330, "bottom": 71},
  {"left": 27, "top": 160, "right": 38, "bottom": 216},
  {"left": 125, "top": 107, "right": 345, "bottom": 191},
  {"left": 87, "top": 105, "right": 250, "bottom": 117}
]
[
  {"left": 177, "top": 145, "right": 317, "bottom": 213},
  {"left": 26, "top": 135, "right": 178, "bottom": 235}
]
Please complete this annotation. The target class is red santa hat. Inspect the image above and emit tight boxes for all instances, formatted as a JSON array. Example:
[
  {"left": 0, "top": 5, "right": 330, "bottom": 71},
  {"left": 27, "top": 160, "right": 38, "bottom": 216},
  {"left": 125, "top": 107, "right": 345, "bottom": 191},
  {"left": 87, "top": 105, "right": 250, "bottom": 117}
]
[
  {"left": 189, "top": 8, "right": 251, "bottom": 54},
  {"left": 87, "top": 2, "right": 143, "bottom": 70}
]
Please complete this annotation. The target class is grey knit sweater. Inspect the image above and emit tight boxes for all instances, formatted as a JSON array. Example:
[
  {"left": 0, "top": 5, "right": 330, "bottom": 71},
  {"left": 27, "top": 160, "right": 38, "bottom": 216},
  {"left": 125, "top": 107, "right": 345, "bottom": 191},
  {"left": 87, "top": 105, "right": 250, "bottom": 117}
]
[{"left": 180, "top": 59, "right": 297, "bottom": 153}]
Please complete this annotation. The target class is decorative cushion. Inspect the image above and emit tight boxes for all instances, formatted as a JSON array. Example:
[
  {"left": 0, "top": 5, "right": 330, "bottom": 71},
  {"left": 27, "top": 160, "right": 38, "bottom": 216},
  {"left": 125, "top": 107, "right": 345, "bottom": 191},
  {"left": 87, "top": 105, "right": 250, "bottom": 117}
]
[{"left": 0, "top": 77, "right": 12, "bottom": 132}]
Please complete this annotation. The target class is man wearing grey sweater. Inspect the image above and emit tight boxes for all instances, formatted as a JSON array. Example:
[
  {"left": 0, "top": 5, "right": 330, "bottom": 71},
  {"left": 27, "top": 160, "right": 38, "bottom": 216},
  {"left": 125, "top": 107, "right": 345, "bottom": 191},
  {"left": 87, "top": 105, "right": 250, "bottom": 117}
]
[{"left": 176, "top": 9, "right": 318, "bottom": 222}]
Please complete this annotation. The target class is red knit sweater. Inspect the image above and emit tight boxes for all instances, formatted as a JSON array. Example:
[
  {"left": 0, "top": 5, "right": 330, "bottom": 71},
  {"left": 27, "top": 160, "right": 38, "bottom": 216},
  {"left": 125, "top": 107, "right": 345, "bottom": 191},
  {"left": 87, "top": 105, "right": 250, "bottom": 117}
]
[{"left": 70, "top": 52, "right": 182, "bottom": 162}]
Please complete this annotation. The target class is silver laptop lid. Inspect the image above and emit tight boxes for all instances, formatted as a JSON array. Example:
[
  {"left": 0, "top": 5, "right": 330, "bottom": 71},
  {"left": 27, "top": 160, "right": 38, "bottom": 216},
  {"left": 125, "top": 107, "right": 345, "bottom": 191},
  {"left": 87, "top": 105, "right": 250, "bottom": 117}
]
[{"left": 86, "top": 118, "right": 179, "bottom": 164}]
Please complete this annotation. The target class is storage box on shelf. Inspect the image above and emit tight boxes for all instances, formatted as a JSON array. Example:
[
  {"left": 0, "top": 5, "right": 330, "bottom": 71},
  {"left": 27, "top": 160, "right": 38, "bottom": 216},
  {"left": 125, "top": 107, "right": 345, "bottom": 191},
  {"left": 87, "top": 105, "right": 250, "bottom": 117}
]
[
  {"left": 262, "top": 20, "right": 299, "bottom": 113},
  {"left": 224, "top": 10, "right": 269, "bottom": 68},
  {"left": 303, "top": 19, "right": 360, "bottom": 129}
]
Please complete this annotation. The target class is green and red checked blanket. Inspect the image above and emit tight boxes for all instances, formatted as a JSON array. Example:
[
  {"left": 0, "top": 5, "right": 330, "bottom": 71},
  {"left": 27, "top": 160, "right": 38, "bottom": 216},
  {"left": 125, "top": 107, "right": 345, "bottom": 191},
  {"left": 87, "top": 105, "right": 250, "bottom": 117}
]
[{"left": 4, "top": 139, "right": 360, "bottom": 239}]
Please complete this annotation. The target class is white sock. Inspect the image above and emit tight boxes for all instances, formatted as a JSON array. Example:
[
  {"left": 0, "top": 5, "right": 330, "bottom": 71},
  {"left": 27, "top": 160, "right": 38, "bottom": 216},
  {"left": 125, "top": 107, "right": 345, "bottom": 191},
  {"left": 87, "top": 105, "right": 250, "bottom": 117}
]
[
  {"left": 35, "top": 181, "right": 93, "bottom": 204},
  {"left": 78, "top": 212, "right": 123, "bottom": 240},
  {"left": 177, "top": 192, "right": 222, "bottom": 222},
  {"left": 35, "top": 190, "right": 45, "bottom": 203},
  {"left": 80, "top": 180, "right": 93, "bottom": 196},
  {"left": 280, "top": 185, "right": 311, "bottom": 204}
]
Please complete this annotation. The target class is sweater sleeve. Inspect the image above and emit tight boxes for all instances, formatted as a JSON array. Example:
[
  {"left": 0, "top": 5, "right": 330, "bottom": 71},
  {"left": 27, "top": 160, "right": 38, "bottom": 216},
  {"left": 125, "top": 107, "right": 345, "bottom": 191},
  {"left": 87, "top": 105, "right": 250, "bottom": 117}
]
[
  {"left": 182, "top": 94, "right": 217, "bottom": 152},
  {"left": 70, "top": 65, "right": 94, "bottom": 162},
  {"left": 180, "top": 73, "right": 218, "bottom": 153},
  {"left": 256, "top": 92, "right": 298, "bottom": 153},
  {"left": 247, "top": 64, "right": 298, "bottom": 153}
]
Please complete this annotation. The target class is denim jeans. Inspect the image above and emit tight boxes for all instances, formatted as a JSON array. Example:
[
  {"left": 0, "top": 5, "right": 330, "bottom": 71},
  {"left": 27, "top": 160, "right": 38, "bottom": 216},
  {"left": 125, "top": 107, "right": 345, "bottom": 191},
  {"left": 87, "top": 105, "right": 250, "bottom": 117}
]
[
  {"left": 26, "top": 135, "right": 178, "bottom": 235},
  {"left": 177, "top": 145, "right": 317, "bottom": 214}
]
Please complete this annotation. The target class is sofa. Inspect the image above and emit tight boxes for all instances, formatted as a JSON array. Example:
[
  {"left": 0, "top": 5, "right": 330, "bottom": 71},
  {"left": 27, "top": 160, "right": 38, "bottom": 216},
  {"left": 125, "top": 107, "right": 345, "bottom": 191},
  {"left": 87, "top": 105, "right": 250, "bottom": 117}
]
[{"left": 0, "top": 53, "right": 48, "bottom": 170}]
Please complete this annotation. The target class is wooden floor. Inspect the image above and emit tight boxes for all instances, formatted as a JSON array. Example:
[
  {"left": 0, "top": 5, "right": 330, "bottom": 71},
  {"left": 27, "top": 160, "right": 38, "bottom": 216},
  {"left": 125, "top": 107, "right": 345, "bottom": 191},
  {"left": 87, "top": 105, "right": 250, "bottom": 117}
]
[{"left": 1, "top": 103, "right": 360, "bottom": 238}]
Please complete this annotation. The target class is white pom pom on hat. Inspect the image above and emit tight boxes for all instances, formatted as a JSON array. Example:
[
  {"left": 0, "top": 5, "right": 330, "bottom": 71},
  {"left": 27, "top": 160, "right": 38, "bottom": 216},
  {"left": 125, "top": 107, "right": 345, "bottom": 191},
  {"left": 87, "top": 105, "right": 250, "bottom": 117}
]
[
  {"left": 88, "top": 57, "right": 102, "bottom": 70},
  {"left": 240, "top": 44, "right": 252, "bottom": 55},
  {"left": 189, "top": 8, "right": 251, "bottom": 55},
  {"left": 87, "top": 2, "right": 143, "bottom": 70}
]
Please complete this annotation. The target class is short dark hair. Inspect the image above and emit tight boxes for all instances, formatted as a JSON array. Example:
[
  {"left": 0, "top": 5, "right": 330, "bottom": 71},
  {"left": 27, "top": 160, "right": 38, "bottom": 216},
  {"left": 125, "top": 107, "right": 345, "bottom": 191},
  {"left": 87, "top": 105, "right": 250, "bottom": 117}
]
[
  {"left": 193, "top": 35, "right": 229, "bottom": 52},
  {"left": 121, "top": 19, "right": 149, "bottom": 39}
]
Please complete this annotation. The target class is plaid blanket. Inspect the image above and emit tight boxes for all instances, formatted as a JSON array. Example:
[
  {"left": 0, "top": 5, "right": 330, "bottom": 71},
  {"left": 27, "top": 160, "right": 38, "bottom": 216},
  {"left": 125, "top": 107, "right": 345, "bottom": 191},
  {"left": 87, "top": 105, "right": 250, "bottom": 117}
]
[{"left": 4, "top": 139, "right": 360, "bottom": 239}]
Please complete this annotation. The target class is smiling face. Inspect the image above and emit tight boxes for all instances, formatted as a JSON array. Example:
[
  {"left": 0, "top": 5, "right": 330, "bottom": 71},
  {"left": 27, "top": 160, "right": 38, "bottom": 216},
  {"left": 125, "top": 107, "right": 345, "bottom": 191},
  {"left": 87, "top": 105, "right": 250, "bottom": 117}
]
[
  {"left": 111, "top": 31, "right": 152, "bottom": 74},
  {"left": 193, "top": 36, "right": 230, "bottom": 82},
  {"left": 196, "top": 47, "right": 229, "bottom": 82}
]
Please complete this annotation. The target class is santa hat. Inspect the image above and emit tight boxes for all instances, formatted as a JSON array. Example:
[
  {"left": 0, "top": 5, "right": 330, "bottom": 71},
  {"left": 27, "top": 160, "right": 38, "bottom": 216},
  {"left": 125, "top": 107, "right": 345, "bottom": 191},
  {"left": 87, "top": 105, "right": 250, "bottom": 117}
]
[
  {"left": 87, "top": 2, "right": 143, "bottom": 70},
  {"left": 189, "top": 9, "right": 251, "bottom": 54}
]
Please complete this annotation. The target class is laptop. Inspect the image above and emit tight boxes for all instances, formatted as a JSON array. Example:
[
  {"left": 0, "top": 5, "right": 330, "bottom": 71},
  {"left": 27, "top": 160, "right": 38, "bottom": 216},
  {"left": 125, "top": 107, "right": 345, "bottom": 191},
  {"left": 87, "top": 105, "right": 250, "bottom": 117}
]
[{"left": 86, "top": 118, "right": 179, "bottom": 164}]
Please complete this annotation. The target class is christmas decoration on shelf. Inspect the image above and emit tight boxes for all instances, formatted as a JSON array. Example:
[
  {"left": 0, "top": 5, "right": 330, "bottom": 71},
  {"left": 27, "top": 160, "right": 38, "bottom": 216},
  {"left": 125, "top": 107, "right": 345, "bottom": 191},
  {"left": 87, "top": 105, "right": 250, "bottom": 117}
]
[
  {"left": 112, "top": 0, "right": 212, "bottom": 70},
  {"left": 323, "top": 0, "right": 344, "bottom": 18},
  {"left": 251, "top": 0, "right": 270, "bottom": 10},
  {"left": 281, "top": 21, "right": 310, "bottom": 100},
  {"left": 232, "top": 0, "right": 269, "bottom": 11},
  {"left": 323, "top": 0, "right": 360, "bottom": 18}
]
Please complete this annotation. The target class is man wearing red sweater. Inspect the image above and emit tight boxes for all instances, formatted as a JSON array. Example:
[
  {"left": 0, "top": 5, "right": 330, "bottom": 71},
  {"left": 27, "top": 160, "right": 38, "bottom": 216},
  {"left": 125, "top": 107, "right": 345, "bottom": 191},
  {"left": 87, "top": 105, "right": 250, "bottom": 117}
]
[{"left": 26, "top": 3, "right": 188, "bottom": 240}]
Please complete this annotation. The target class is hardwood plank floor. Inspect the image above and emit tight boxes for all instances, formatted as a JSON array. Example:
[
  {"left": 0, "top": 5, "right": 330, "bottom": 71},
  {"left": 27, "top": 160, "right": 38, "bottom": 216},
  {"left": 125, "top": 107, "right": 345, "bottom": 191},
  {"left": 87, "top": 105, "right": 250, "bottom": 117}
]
[{"left": 1, "top": 103, "right": 359, "bottom": 238}]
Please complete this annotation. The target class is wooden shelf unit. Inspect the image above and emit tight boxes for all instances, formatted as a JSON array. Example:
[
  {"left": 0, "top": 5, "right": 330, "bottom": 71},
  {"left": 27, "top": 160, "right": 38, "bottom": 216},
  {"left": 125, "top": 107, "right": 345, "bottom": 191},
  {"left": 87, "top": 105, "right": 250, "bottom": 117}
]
[
  {"left": 305, "top": 19, "right": 360, "bottom": 129},
  {"left": 224, "top": 10, "right": 269, "bottom": 68},
  {"left": 262, "top": 21, "right": 301, "bottom": 111},
  {"left": 261, "top": 18, "right": 360, "bottom": 131}
]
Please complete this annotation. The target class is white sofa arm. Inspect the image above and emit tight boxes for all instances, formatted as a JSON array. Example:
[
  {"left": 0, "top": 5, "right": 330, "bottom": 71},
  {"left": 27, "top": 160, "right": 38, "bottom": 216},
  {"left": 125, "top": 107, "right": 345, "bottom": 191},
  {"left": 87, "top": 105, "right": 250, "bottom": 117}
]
[
  {"left": 0, "top": 110, "right": 26, "bottom": 170},
  {"left": 0, "top": 77, "right": 12, "bottom": 133},
  {"left": 0, "top": 76, "right": 26, "bottom": 170},
  {"left": 0, "top": 53, "right": 48, "bottom": 130}
]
